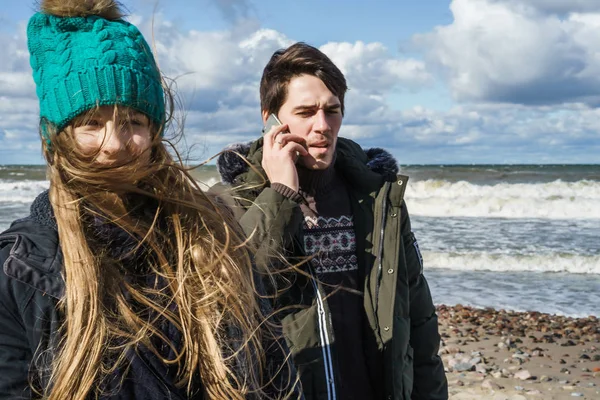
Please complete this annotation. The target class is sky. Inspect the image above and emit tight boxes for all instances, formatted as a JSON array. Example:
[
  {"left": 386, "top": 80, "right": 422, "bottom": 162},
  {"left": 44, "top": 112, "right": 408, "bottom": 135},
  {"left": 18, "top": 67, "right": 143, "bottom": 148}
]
[{"left": 1, "top": 0, "right": 599, "bottom": 165}]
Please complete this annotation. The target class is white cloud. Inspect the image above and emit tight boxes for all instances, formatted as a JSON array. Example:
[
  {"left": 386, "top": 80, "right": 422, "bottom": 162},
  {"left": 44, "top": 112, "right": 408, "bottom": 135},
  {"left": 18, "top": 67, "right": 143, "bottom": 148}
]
[
  {"left": 337, "top": 124, "right": 381, "bottom": 140},
  {"left": 0, "top": 72, "right": 35, "bottom": 97},
  {"left": 416, "top": 0, "right": 600, "bottom": 105},
  {"left": 131, "top": 14, "right": 292, "bottom": 114},
  {"left": 0, "top": 22, "right": 34, "bottom": 99},
  {"left": 314, "top": 41, "right": 434, "bottom": 141},
  {"left": 0, "top": 22, "right": 41, "bottom": 164},
  {"left": 0, "top": 22, "right": 32, "bottom": 93},
  {"left": 320, "top": 41, "right": 433, "bottom": 94}
]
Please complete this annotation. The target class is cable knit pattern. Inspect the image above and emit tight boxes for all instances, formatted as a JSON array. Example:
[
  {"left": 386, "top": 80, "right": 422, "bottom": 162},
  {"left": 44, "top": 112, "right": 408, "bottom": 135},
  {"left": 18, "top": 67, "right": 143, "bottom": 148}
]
[{"left": 27, "top": 13, "right": 164, "bottom": 138}]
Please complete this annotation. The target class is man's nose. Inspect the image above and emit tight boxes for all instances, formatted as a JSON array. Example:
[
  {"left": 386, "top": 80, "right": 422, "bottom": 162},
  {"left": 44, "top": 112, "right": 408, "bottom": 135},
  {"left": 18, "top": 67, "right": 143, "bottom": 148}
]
[{"left": 313, "top": 109, "right": 331, "bottom": 133}]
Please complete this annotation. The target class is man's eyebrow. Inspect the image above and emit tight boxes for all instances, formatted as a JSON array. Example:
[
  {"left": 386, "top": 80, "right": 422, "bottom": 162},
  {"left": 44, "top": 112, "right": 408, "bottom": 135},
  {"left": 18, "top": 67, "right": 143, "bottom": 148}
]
[
  {"left": 292, "top": 105, "right": 315, "bottom": 111},
  {"left": 292, "top": 103, "right": 341, "bottom": 111}
]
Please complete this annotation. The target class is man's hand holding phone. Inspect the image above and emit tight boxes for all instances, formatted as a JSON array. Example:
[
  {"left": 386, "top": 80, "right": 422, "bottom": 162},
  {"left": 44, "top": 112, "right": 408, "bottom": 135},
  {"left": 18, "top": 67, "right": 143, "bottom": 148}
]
[{"left": 261, "top": 114, "right": 308, "bottom": 192}]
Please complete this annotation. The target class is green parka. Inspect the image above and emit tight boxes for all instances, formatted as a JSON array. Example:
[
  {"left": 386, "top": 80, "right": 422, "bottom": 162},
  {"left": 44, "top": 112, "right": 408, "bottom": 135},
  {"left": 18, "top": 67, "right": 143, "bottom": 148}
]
[{"left": 214, "top": 137, "right": 448, "bottom": 400}]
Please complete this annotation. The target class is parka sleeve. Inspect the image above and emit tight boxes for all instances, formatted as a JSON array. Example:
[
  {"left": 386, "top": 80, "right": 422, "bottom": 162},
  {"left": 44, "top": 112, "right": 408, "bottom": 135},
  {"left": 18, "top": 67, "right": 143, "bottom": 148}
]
[
  {"left": 239, "top": 187, "right": 304, "bottom": 265},
  {"left": 210, "top": 182, "right": 304, "bottom": 272},
  {"left": 400, "top": 201, "right": 449, "bottom": 400},
  {"left": 0, "top": 243, "right": 34, "bottom": 399}
]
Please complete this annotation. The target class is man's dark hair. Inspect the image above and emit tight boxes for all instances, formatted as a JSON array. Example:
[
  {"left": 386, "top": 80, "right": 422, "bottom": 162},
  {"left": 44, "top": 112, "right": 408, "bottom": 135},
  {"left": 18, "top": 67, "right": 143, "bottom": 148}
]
[{"left": 260, "top": 42, "right": 348, "bottom": 116}]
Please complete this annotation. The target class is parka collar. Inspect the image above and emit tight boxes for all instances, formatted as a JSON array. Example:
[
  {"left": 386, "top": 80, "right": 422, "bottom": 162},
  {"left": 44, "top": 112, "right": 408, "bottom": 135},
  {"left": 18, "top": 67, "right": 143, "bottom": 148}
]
[{"left": 217, "top": 137, "right": 400, "bottom": 195}]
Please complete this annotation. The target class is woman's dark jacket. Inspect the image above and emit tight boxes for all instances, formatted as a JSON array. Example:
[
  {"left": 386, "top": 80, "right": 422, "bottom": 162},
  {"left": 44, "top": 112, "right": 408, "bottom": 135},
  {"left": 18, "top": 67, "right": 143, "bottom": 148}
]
[{"left": 0, "top": 191, "right": 301, "bottom": 399}]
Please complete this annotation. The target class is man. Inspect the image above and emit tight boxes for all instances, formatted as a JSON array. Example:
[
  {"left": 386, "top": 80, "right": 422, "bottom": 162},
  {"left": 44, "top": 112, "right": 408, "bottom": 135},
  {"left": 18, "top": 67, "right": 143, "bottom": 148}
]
[{"left": 215, "top": 42, "right": 448, "bottom": 400}]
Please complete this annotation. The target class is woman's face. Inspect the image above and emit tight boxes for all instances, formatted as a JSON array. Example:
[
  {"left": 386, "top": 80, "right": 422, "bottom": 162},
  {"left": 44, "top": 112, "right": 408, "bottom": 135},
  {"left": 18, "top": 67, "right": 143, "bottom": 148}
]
[{"left": 72, "top": 106, "right": 153, "bottom": 166}]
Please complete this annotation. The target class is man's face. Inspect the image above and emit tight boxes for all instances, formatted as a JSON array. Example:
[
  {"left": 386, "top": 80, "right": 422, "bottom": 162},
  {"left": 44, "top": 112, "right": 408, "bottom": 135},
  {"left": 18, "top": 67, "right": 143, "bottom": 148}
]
[{"left": 270, "top": 74, "right": 343, "bottom": 170}]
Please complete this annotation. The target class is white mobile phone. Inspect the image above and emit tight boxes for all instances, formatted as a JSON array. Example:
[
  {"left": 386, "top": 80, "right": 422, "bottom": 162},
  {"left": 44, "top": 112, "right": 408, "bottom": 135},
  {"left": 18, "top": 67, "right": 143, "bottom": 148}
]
[
  {"left": 262, "top": 113, "right": 302, "bottom": 160},
  {"left": 262, "top": 113, "right": 287, "bottom": 135}
]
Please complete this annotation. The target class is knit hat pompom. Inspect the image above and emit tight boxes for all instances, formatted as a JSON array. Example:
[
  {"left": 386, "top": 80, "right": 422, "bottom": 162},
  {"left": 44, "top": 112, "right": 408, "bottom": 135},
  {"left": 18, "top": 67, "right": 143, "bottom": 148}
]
[{"left": 40, "top": 0, "right": 125, "bottom": 20}]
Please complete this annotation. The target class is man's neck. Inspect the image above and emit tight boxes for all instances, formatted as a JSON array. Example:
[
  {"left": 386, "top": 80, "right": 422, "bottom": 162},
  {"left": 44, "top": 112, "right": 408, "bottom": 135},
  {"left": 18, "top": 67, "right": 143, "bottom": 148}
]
[{"left": 298, "top": 162, "right": 337, "bottom": 196}]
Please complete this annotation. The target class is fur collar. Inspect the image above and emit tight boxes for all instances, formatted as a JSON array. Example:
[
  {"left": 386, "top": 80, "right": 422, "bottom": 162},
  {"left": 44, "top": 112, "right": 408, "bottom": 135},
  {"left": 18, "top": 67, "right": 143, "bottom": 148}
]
[{"left": 217, "top": 139, "right": 399, "bottom": 185}]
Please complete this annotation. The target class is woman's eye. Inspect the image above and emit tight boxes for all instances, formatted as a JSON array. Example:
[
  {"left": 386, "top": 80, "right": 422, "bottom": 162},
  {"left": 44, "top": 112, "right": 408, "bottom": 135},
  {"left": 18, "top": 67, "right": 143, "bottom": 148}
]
[
  {"left": 129, "top": 116, "right": 148, "bottom": 126},
  {"left": 86, "top": 119, "right": 100, "bottom": 127}
]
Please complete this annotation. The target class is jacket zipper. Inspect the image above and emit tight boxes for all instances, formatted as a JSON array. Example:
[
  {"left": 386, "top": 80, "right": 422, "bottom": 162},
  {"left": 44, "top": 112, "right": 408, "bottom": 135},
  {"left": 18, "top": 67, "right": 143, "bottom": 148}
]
[
  {"left": 310, "top": 270, "right": 338, "bottom": 400},
  {"left": 294, "top": 231, "right": 338, "bottom": 399}
]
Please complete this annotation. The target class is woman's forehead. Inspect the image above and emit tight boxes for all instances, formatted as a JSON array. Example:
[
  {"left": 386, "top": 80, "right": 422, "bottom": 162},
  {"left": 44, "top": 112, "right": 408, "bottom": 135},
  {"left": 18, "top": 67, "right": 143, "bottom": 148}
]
[{"left": 80, "top": 105, "right": 149, "bottom": 119}]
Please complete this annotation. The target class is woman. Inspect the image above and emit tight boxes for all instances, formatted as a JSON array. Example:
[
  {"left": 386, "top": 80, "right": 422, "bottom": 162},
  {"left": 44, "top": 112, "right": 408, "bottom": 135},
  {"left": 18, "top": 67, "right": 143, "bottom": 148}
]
[{"left": 0, "top": 1, "right": 299, "bottom": 399}]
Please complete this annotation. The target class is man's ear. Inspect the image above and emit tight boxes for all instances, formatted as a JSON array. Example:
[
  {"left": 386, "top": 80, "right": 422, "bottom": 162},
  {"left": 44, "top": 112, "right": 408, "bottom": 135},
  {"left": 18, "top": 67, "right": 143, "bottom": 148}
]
[{"left": 261, "top": 110, "right": 269, "bottom": 124}]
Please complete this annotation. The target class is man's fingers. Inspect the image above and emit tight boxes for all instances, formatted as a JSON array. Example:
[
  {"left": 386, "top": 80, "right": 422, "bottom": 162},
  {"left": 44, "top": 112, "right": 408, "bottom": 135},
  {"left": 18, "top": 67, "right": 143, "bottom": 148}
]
[
  {"left": 275, "top": 133, "right": 307, "bottom": 149},
  {"left": 283, "top": 141, "right": 309, "bottom": 157},
  {"left": 263, "top": 125, "right": 289, "bottom": 159},
  {"left": 265, "top": 124, "right": 290, "bottom": 145}
]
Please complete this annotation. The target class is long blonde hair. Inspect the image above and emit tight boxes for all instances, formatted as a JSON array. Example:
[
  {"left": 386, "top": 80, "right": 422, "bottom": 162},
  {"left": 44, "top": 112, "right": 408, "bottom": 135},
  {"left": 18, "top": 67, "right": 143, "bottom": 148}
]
[
  {"left": 29, "top": 1, "right": 296, "bottom": 398},
  {"left": 36, "top": 91, "right": 290, "bottom": 400}
]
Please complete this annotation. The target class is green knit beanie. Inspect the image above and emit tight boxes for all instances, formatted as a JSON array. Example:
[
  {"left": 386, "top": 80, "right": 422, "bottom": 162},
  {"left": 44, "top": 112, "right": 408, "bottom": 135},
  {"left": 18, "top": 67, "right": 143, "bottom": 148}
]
[{"left": 27, "top": 12, "right": 165, "bottom": 140}]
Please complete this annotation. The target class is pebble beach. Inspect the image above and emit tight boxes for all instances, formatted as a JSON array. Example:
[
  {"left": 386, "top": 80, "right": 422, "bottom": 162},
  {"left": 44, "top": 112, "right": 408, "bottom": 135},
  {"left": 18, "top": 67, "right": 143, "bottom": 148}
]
[{"left": 437, "top": 305, "right": 600, "bottom": 400}]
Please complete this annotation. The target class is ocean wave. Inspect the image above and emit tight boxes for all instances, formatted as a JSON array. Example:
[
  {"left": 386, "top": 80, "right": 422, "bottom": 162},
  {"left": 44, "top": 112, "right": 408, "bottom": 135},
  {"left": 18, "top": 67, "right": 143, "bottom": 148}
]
[
  {"left": 0, "top": 178, "right": 221, "bottom": 203},
  {"left": 425, "top": 251, "right": 600, "bottom": 275},
  {"left": 406, "top": 179, "right": 600, "bottom": 219},
  {"left": 3, "top": 177, "right": 599, "bottom": 220},
  {"left": 0, "top": 180, "right": 50, "bottom": 203}
]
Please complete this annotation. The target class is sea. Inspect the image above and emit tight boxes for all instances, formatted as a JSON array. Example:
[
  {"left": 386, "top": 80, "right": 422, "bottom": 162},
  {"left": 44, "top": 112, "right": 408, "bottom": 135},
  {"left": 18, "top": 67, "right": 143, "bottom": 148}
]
[{"left": 1, "top": 164, "right": 599, "bottom": 318}]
